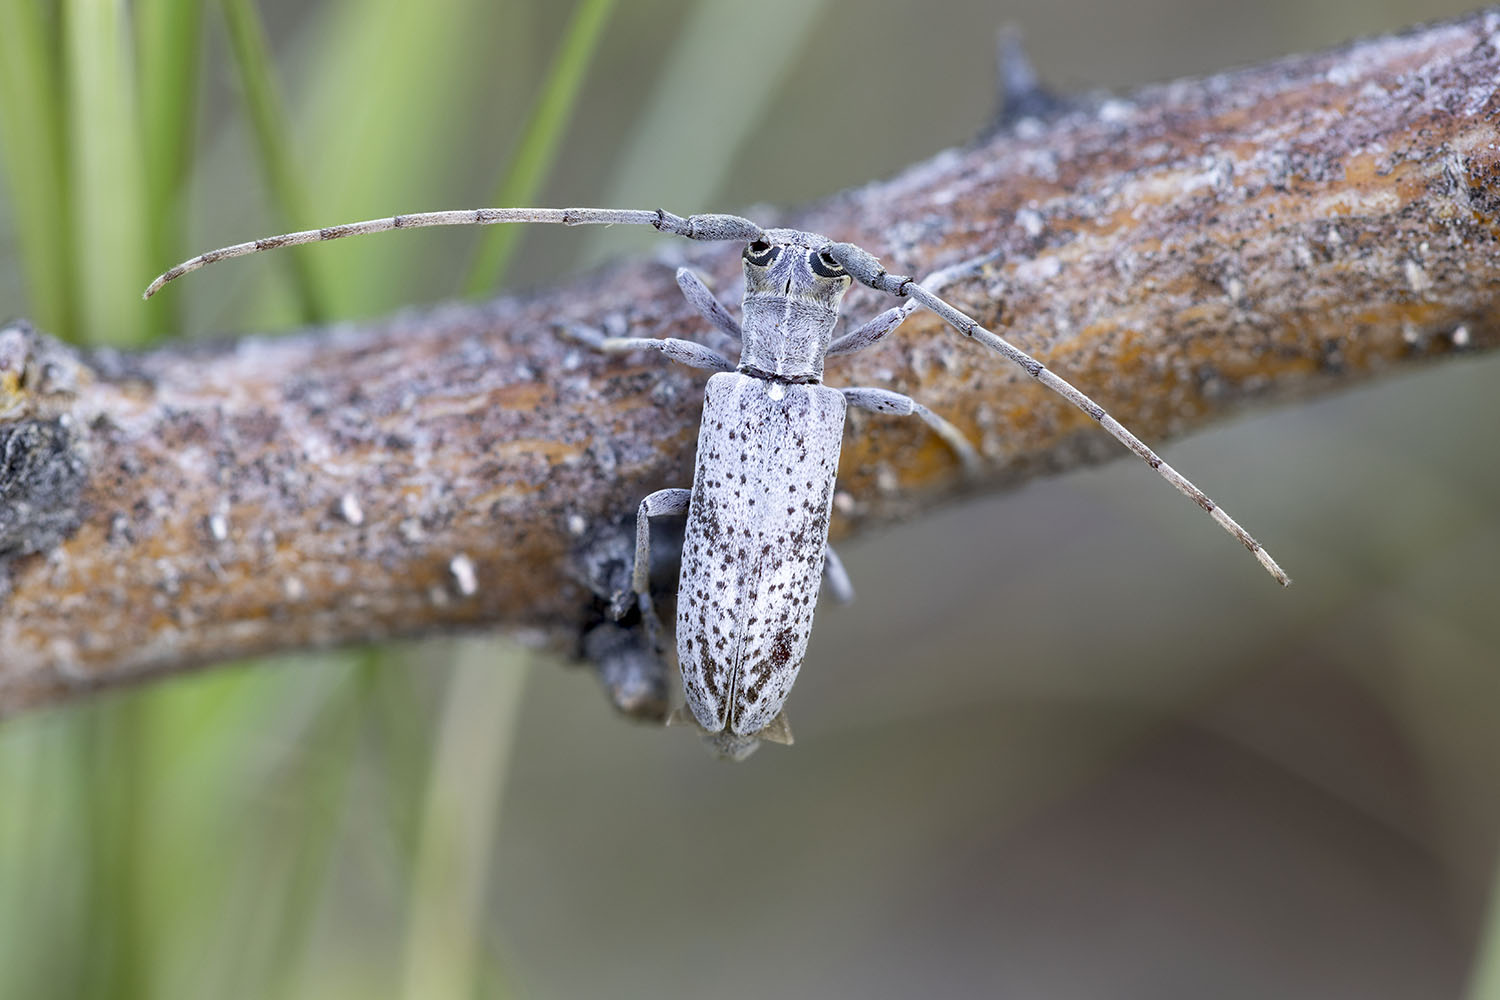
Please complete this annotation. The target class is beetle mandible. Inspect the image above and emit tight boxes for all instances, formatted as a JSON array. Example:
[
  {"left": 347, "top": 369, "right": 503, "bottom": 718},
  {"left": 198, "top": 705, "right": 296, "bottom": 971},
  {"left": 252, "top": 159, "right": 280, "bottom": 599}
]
[{"left": 145, "top": 206, "right": 1291, "bottom": 759}]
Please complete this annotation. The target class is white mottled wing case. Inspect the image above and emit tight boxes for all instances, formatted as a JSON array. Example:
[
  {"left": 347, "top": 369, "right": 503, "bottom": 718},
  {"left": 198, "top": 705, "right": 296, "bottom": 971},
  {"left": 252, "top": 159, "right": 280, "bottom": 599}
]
[{"left": 676, "top": 373, "right": 847, "bottom": 735}]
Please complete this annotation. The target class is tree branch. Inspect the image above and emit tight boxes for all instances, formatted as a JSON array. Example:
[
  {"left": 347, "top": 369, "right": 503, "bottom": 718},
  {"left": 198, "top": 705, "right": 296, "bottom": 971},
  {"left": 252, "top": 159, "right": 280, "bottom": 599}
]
[{"left": 3, "top": 9, "right": 1498, "bottom": 718}]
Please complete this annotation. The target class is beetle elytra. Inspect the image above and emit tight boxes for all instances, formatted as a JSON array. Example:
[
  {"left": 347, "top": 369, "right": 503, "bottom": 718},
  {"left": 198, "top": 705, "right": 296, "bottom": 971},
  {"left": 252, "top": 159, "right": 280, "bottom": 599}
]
[{"left": 145, "top": 206, "right": 1290, "bottom": 759}]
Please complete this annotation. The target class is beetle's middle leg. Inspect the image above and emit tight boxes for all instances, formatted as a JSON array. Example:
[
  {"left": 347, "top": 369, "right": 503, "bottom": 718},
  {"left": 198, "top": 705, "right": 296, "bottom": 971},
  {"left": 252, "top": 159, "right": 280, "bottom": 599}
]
[
  {"left": 633, "top": 488, "right": 693, "bottom": 653},
  {"left": 562, "top": 322, "right": 735, "bottom": 373},
  {"left": 841, "top": 386, "right": 982, "bottom": 477}
]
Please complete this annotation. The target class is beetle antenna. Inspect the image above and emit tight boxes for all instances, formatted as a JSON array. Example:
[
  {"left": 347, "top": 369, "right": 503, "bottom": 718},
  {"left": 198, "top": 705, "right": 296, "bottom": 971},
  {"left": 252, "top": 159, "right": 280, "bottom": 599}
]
[
  {"left": 826, "top": 240, "right": 1291, "bottom": 587},
  {"left": 142, "top": 207, "right": 764, "bottom": 298}
]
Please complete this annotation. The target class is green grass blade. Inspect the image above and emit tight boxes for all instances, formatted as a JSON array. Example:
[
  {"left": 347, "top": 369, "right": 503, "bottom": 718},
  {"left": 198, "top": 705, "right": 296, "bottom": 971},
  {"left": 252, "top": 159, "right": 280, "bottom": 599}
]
[
  {"left": 218, "top": 0, "right": 330, "bottom": 323},
  {"left": 0, "top": 0, "right": 73, "bottom": 338},
  {"left": 400, "top": 640, "right": 530, "bottom": 1000},
  {"left": 78, "top": 699, "right": 150, "bottom": 1000},
  {"left": 586, "top": 0, "right": 830, "bottom": 265},
  {"left": 462, "top": 0, "right": 617, "bottom": 295},
  {"left": 289, "top": 0, "right": 506, "bottom": 318},
  {"left": 64, "top": 0, "right": 150, "bottom": 347},
  {"left": 1470, "top": 864, "right": 1500, "bottom": 1000},
  {"left": 258, "top": 654, "right": 376, "bottom": 996},
  {"left": 136, "top": 0, "right": 207, "bottom": 335}
]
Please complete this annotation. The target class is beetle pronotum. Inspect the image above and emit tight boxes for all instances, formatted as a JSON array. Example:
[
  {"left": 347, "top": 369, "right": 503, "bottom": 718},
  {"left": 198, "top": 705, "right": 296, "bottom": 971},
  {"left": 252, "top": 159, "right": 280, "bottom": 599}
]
[{"left": 146, "top": 206, "right": 1289, "bottom": 759}]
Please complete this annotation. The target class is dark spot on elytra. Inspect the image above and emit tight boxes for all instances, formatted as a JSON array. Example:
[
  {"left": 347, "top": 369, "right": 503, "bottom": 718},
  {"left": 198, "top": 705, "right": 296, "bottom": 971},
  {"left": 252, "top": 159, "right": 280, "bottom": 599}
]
[
  {"left": 701, "top": 659, "right": 723, "bottom": 699},
  {"left": 769, "top": 628, "right": 797, "bottom": 669}
]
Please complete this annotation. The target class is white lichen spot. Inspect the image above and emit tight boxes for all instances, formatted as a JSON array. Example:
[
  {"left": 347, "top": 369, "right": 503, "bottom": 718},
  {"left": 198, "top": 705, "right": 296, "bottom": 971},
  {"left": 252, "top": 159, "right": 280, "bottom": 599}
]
[
  {"left": 1015, "top": 255, "right": 1061, "bottom": 284},
  {"left": 1326, "top": 225, "right": 1343, "bottom": 249},
  {"left": 51, "top": 639, "right": 87, "bottom": 682},
  {"left": 1403, "top": 259, "right": 1431, "bottom": 295},
  {"left": 1452, "top": 325, "right": 1471, "bottom": 348},
  {"left": 1190, "top": 155, "right": 1235, "bottom": 195},
  {"left": 156, "top": 559, "right": 181, "bottom": 597},
  {"left": 909, "top": 347, "right": 931, "bottom": 380},
  {"left": 449, "top": 553, "right": 478, "bottom": 597},
  {"left": 1098, "top": 98, "right": 1134, "bottom": 124},
  {"left": 1223, "top": 276, "right": 1246, "bottom": 305},
  {"left": 206, "top": 512, "right": 229, "bottom": 543},
  {"left": 767, "top": 382, "right": 786, "bottom": 401},
  {"left": 337, "top": 493, "right": 365, "bottom": 527},
  {"left": 1017, "top": 148, "right": 1060, "bottom": 182},
  {"left": 1293, "top": 240, "right": 1315, "bottom": 270},
  {"left": 1325, "top": 63, "right": 1360, "bottom": 87},
  {"left": 108, "top": 513, "right": 131, "bottom": 546},
  {"left": 399, "top": 518, "right": 425, "bottom": 543},
  {"left": 284, "top": 576, "right": 306, "bottom": 601},
  {"left": 974, "top": 402, "right": 997, "bottom": 431},
  {"left": 1014, "top": 207, "right": 1044, "bottom": 238},
  {"left": 566, "top": 512, "right": 588, "bottom": 536}
]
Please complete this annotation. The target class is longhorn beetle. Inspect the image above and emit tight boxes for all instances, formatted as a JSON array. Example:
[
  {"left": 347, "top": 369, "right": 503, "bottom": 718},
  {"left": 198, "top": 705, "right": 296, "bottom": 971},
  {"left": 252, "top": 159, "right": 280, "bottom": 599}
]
[{"left": 145, "top": 206, "right": 1291, "bottom": 759}]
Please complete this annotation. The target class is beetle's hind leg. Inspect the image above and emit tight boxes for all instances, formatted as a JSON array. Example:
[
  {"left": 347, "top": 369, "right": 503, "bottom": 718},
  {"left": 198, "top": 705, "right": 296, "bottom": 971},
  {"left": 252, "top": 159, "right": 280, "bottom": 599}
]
[
  {"left": 632, "top": 488, "right": 693, "bottom": 655},
  {"left": 822, "top": 544, "right": 855, "bottom": 605},
  {"left": 841, "top": 386, "right": 981, "bottom": 478}
]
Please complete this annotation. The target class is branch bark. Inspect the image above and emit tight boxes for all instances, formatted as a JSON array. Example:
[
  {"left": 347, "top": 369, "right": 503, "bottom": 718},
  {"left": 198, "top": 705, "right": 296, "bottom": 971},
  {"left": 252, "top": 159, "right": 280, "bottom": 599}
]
[{"left": 3, "top": 10, "right": 1498, "bottom": 718}]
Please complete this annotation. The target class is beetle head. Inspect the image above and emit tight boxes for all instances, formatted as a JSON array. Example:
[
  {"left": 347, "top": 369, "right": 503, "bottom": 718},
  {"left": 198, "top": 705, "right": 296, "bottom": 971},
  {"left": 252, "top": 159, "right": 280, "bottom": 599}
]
[{"left": 736, "top": 229, "right": 852, "bottom": 383}]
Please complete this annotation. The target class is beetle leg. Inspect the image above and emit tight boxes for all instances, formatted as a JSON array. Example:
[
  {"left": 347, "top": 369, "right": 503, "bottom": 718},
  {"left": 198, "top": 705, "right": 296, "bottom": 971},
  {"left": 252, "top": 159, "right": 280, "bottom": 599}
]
[
  {"left": 840, "top": 386, "right": 981, "bottom": 478},
  {"left": 675, "top": 267, "right": 742, "bottom": 355},
  {"left": 633, "top": 488, "right": 693, "bottom": 655},
  {"left": 827, "top": 304, "right": 912, "bottom": 357},
  {"left": 827, "top": 256, "right": 991, "bottom": 357},
  {"left": 603, "top": 337, "right": 735, "bottom": 372},
  {"left": 821, "top": 543, "right": 854, "bottom": 605},
  {"left": 561, "top": 323, "right": 734, "bottom": 372}
]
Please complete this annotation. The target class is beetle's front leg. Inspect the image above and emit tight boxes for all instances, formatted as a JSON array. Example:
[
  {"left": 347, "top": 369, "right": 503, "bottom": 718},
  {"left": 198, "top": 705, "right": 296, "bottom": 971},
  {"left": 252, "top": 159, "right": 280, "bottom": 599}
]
[
  {"left": 633, "top": 488, "right": 693, "bottom": 655},
  {"left": 675, "top": 267, "right": 742, "bottom": 355}
]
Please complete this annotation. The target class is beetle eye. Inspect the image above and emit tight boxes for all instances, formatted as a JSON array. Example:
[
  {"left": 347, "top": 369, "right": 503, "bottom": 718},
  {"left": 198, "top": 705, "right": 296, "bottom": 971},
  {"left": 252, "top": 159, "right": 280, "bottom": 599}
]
[
  {"left": 744, "top": 240, "right": 779, "bottom": 266},
  {"left": 809, "top": 249, "right": 847, "bottom": 278}
]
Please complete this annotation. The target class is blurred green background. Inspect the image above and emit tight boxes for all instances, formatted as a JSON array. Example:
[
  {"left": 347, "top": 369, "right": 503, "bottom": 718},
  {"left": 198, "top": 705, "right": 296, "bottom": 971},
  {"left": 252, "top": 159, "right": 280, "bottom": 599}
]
[{"left": 1, "top": 0, "right": 1498, "bottom": 997}]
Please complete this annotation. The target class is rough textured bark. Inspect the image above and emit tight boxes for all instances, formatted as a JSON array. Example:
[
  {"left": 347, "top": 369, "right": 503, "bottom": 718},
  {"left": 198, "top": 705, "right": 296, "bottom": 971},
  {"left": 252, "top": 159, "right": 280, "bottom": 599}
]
[{"left": 2, "top": 10, "right": 1498, "bottom": 719}]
